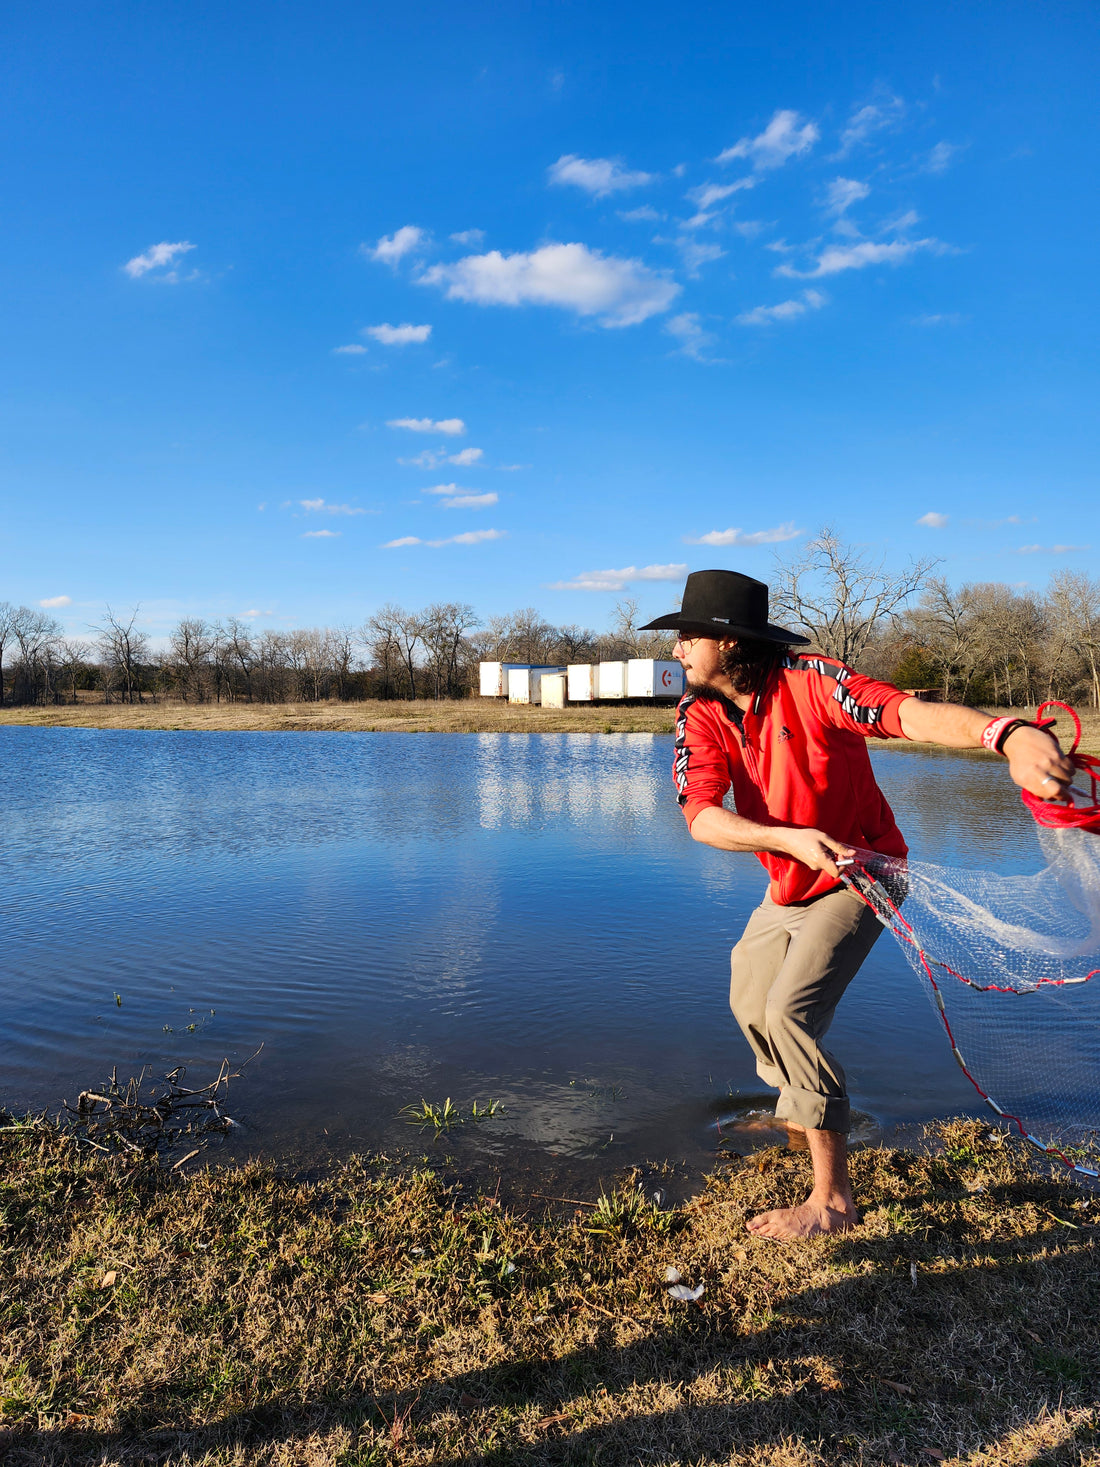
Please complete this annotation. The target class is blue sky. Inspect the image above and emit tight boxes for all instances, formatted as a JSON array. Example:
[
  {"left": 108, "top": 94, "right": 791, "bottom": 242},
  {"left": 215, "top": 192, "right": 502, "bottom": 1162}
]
[{"left": 2, "top": 1, "right": 1097, "bottom": 640}]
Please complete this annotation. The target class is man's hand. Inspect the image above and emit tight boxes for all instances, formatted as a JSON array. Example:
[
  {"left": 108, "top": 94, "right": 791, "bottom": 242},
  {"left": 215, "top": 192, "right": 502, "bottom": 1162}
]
[
  {"left": 1002, "top": 724, "right": 1076, "bottom": 801},
  {"left": 774, "top": 828, "right": 856, "bottom": 880}
]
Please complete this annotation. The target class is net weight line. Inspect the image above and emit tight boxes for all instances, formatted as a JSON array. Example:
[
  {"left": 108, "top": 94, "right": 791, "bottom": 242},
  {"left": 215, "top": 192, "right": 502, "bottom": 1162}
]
[{"left": 843, "top": 859, "right": 1100, "bottom": 1181}]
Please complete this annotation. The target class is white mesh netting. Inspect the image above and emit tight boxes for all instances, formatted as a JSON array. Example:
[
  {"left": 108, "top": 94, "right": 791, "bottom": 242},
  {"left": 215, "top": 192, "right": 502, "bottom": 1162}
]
[{"left": 846, "top": 816, "right": 1100, "bottom": 1177}]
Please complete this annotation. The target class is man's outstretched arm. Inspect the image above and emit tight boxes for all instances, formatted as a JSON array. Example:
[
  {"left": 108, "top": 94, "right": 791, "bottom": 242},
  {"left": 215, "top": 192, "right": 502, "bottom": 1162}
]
[
  {"left": 896, "top": 697, "right": 1075, "bottom": 800},
  {"left": 688, "top": 805, "right": 855, "bottom": 880}
]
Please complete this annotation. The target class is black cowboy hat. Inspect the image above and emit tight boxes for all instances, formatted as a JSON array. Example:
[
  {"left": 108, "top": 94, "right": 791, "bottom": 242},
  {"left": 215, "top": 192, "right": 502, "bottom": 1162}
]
[{"left": 638, "top": 569, "right": 811, "bottom": 645}]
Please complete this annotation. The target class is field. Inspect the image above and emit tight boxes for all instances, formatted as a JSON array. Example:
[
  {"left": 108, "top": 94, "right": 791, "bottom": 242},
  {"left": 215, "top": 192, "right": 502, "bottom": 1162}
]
[
  {"left": 2, "top": 698, "right": 1099, "bottom": 751},
  {"left": 1, "top": 1116, "right": 1097, "bottom": 1466}
]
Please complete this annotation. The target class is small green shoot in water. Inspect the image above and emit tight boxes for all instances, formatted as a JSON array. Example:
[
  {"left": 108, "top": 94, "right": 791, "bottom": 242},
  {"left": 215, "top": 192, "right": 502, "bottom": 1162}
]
[{"left": 400, "top": 1097, "right": 504, "bottom": 1137}]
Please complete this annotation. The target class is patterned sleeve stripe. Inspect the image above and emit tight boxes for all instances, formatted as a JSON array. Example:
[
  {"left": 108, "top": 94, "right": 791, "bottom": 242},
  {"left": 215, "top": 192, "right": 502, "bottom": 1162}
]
[
  {"left": 786, "top": 655, "right": 886, "bottom": 726},
  {"left": 673, "top": 692, "right": 696, "bottom": 805}
]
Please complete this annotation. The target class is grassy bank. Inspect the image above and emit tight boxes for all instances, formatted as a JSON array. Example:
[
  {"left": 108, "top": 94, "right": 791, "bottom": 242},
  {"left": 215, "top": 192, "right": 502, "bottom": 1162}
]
[
  {"left": 2, "top": 698, "right": 1098, "bottom": 751},
  {"left": 1, "top": 1117, "right": 1097, "bottom": 1466}
]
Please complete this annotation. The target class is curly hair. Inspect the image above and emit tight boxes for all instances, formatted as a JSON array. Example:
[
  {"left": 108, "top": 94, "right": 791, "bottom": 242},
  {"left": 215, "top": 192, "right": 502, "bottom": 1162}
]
[{"left": 718, "top": 636, "right": 789, "bottom": 696}]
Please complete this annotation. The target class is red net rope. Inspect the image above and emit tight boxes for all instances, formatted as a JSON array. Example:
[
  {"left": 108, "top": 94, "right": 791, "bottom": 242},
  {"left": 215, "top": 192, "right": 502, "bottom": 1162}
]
[{"left": 1019, "top": 702, "right": 1100, "bottom": 833}]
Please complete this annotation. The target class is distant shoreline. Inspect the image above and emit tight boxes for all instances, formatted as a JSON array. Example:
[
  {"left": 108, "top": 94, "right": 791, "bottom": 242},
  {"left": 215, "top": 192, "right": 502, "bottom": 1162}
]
[{"left": 2, "top": 698, "right": 1096, "bottom": 752}]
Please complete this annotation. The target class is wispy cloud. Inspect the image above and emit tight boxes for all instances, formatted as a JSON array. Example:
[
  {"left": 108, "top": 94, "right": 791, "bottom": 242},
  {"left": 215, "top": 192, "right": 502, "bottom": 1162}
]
[
  {"left": 683, "top": 179, "right": 757, "bottom": 228},
  {"left": 835, "top": 95, "right": 905, "bottom": 156},
  {"left": 618, "top": 205, "right": 665, "bottom": 223},
  {"left": 383, "top": 528, "right": 506, "bottom": 548},
  {"left": 333, "top": 343, "right": 368, "bottom": 355},
  {"left": 124, "top": 241, "right": 196, "bottom": 280},
  {"left": 776, "top": 237, "right": 947, "bottom": 279},
  {"left": 366, "top": 322, "right": 432, "bottom": 345},
  {"left": 917, "top": 512, "right": 949, "bottom": 528},
  {"left": 823, "top": 177, "right": 870, "bottom": 216},
  {"left": 678, "top": 239, "right": 725, "bottom": 276},
  {"left": 450, "top": 229, "right": 485, "bottom": 246},
  {"left": 302, "top": 529, "right": 341, "bottom": 538},
  {"left": 717, "top": 110, "right": 818, "bottom": 170},
  {"left": 441, "top": 492, "right": 498, "bottom": 509},
  {"left": 912, "top": 312, "right": 966, "bottom": 326},
  {"left": 548, "top": 562, "right": 688, "bottom": 593},
  {"left": 420, "top": 242, "right": 680, "bottom": 327},
  {"left": 923, "top": 141, "right": 960, "bottom": 174},
  {"left": 299, "top": 498, "right": 368, "bottom": 516},
  {"left": 39, "top": 595, "right": 71, "bottom": 608},
  {"left": 400, "top": 446, "right": 483, "bottom": 469},
  {"left": 666, "top": 312, "right": 718, "bottom": 361},
  {"left": 1016, "top": 543, "right": 1090, "bottom": 555},
  {"left": 364, "top": 225, "right": 426, "bottom": 266},
  {"left": 547, "top": 154, "right": 655, "bottom": 196},
  {"left": 736, "top": 290, "right": 826, "bottom": 326},
  {"left": 683, "top": 522, "right": 802, "bottom": 547},
  {"left": 388, "top": 417, "right": 467, "bottom": 436}
]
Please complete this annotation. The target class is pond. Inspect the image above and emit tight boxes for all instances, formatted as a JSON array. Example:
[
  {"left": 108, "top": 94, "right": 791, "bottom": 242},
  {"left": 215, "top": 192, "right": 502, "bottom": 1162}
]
[{"left": 0, "top": 728, "right": 1067, "bottom": 1189}]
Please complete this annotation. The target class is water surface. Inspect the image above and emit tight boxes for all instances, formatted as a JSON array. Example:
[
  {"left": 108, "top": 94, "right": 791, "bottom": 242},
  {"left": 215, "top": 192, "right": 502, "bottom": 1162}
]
[{"left": 0, "top": 728, "right": 1056, "bottom": 1184}]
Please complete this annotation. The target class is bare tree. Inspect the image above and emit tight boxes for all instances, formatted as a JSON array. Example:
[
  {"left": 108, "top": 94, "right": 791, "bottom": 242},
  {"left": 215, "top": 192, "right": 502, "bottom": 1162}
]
[
  {"left": 1046, "top": 569, "right": 1100, "bottom": 709},
  {"left": 170, "top": 618, "right": 215, "bottom": 702},
  {"left": 10, "top": 606, "right": 63, "bottom": 704},
  {"left": 772, "top": 527, "right": 938, "bottom": 666},
  {"left": 93, "top": 606, "right": 149, "bottom": 703},
  {"left": 0, "top": 601, "right": 15, "bottom": 706},
  {"left": 421, "top": 602, "right": 478, "bottom": 698}
]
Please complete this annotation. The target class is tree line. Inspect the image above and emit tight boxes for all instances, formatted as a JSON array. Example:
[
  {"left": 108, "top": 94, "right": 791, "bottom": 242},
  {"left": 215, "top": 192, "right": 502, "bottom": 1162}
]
[{"left": 2, "top": 531, "right": 1099, "bottom": 709}]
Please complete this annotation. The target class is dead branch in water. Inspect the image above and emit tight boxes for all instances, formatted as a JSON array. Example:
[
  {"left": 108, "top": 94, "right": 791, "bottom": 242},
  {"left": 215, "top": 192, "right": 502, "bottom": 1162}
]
[{"left": 61, "top": 1045, "right": 263, "bottom": 1161}]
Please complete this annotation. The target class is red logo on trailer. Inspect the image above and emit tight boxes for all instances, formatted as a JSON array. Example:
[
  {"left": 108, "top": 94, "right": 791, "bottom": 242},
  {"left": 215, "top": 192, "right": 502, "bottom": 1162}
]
[{"left": 662, "top": 668, "right": 672, "bottom": 687}]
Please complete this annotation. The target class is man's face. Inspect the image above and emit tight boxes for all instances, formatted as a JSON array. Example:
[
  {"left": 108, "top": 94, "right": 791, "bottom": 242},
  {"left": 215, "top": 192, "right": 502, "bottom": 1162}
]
[{"left": 674, "top": 634, "right": 731, "bottom": 689}]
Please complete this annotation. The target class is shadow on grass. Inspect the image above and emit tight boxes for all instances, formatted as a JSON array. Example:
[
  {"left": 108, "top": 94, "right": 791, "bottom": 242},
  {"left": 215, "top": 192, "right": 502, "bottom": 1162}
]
[{"left": 6, "top": 1215, "right": 1098, "bottom": 1467}]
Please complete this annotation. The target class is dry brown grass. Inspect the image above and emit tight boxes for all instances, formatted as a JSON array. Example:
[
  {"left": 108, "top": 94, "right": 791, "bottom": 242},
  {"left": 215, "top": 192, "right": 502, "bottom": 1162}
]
[
  {"left": 3, "top": 699, "right": 1098, "bottom": 753},
  {"left": 1, "top": 1117, "right": 1097, "bottom": 1466},
  {"left": 0, "top": 698, "right": 677, "bottom": 736}
]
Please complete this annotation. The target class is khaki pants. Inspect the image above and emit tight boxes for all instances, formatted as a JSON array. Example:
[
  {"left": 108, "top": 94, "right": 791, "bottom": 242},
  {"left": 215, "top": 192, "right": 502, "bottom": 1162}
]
[{"left": 729, "top": 885, "right": 884, "bottom": 1134}]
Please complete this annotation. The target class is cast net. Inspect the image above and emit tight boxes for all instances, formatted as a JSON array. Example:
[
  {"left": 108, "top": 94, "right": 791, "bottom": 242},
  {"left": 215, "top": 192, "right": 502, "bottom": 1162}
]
[{"left": 844, "top": 705, "right": 1100, "bottom": 1178}]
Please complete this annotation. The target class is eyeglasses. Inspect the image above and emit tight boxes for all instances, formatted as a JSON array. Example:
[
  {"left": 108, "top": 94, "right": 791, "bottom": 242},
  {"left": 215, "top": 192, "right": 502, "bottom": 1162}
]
[{"left": 674, "top": 634, "right": 701, "bottom": 649}]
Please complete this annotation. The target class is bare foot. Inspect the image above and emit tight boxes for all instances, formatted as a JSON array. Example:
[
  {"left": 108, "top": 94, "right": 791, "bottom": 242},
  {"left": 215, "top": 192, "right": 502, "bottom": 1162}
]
[{"left": 746, "top": 1197, "right": 859, "bottom": 1241}]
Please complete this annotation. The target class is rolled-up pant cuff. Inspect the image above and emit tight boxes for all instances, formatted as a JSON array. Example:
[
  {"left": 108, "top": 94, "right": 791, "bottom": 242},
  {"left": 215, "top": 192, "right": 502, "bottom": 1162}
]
[{"left": 775, "top": 1086, "right": 850, "bottom": 1135}]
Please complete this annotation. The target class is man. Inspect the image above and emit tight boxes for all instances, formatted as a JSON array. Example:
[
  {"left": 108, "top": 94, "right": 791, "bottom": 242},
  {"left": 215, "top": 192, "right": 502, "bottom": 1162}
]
[{"left": 640, "top": 569, "right": 1073, "bottom": 1241}]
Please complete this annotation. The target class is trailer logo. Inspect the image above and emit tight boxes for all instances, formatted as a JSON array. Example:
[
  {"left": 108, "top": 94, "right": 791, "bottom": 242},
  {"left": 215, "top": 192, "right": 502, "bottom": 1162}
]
[{"left": 661, "top": 668, "right": 673, "bottom": 688}]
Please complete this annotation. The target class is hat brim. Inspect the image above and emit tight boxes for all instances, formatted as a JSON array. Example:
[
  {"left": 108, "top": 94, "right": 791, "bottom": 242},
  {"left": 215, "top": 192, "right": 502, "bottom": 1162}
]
[{"left": 638, "top": 612, "right": 811, "bottom": 646}]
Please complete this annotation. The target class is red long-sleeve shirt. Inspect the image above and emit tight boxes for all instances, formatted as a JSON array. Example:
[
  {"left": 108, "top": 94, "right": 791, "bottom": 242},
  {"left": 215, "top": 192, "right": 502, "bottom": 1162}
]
[{"left": 674, "top": 654, "right": 910, "bottom": 904}]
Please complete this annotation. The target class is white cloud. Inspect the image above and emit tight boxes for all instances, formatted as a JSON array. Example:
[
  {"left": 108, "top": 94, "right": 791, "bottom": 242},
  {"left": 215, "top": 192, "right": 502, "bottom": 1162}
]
[
  {"left": 448, "top": 446, "right": 483, "bottom": 466},
  {"left": 824, "top": 178, "right": 870, "bottom": 216},
  {"left": 420, "top": 242, "right": 679, "bottom": 327},
  {"left": 450, "top": 229, "right": 485, "bottom": 246},
  {"left": 497, "top": 463, "right": 528, "bottom": 472},
  {"left": 365, "top": 225, "right": 426, "bottom": 266},
  {"left": 383, "top": 529, "right": 506, "bottom": 548},
  {"left": 400, "top": 446, "right": 484, "bottom": 469},
  {"left": 685, "top": 180, "right": 756, "bottom": 218},
  {"left": 548, "top": 563, "right": 688, "bottom": 592},
  {"left": 717, "top": 110, "right": 818, "bottom": 170},
  {"left": 913, "top": 312, "right": 965, "bottom": 326},
  {"left": 683, "top": 522, "right": 802, "bottom": 547},
  {"left": 1016, "top": 544, "right": 1090, "bottom": 555},
  {"left": 547, "top": 154, "right": 655, "bottom": 196},
  {"left": 333, "top": 343, "right": 368, "bottom": 355},
  {"left": 124, "top": 241, "right": 195, "bottom": 279},
  {"left": 302, "top": 529, "right": 341, "bottom": 538},
  {"left": 39, "top": 595, "right": 71, "bottom": 608},
  {"left": 240, "top": 608, "right": 275, "bottom": 619},
  {"left": 442, "top": 492, "right": 498, "bottom": 509},
  {"left": 736, "top": 289, "right": 826, "bottom": 326},
  {"left": 618, "top": 205, "right": 665, "bottom": 223},
  {"left": 923, "top": 141, "right": 959, "bottom": 174},
  {"left": 917, "top": 512, "right": 949, "bottom": 528},
  {"left": 422, "top": 483, "right": 463, "bottom": 495},
  {"left": 299, "top": 498, "right": 368, "bottom": 516},
  {"left": 678, "top": 239, "right": 725, "bottom": 276},
  {"left": 366, "top": 322, "right": 432, "bottom": 345},
  {"left": 836, "top": 96, "right": 906, "bottom": 156},
  {"left": 776, "top": 238, "right": 946, "bottom": 279},
  {"left": 666, "top": 312, "right": 717, "bottom": 361},
  {"left": 387, "top": 416, "right": 467, "bottom": 435}
]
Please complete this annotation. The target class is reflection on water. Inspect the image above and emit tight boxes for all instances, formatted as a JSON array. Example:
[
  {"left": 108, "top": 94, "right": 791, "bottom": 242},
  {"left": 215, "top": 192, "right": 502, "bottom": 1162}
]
[{"left": 0, "top": 729, "right": 1063, "bottom": 1181}]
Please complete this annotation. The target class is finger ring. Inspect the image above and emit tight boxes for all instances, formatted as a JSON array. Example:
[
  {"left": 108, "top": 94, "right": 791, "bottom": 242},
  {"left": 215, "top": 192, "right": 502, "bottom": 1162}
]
[{"left": 1041, "top": 776, "right": 1056, "bottom": 786}]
